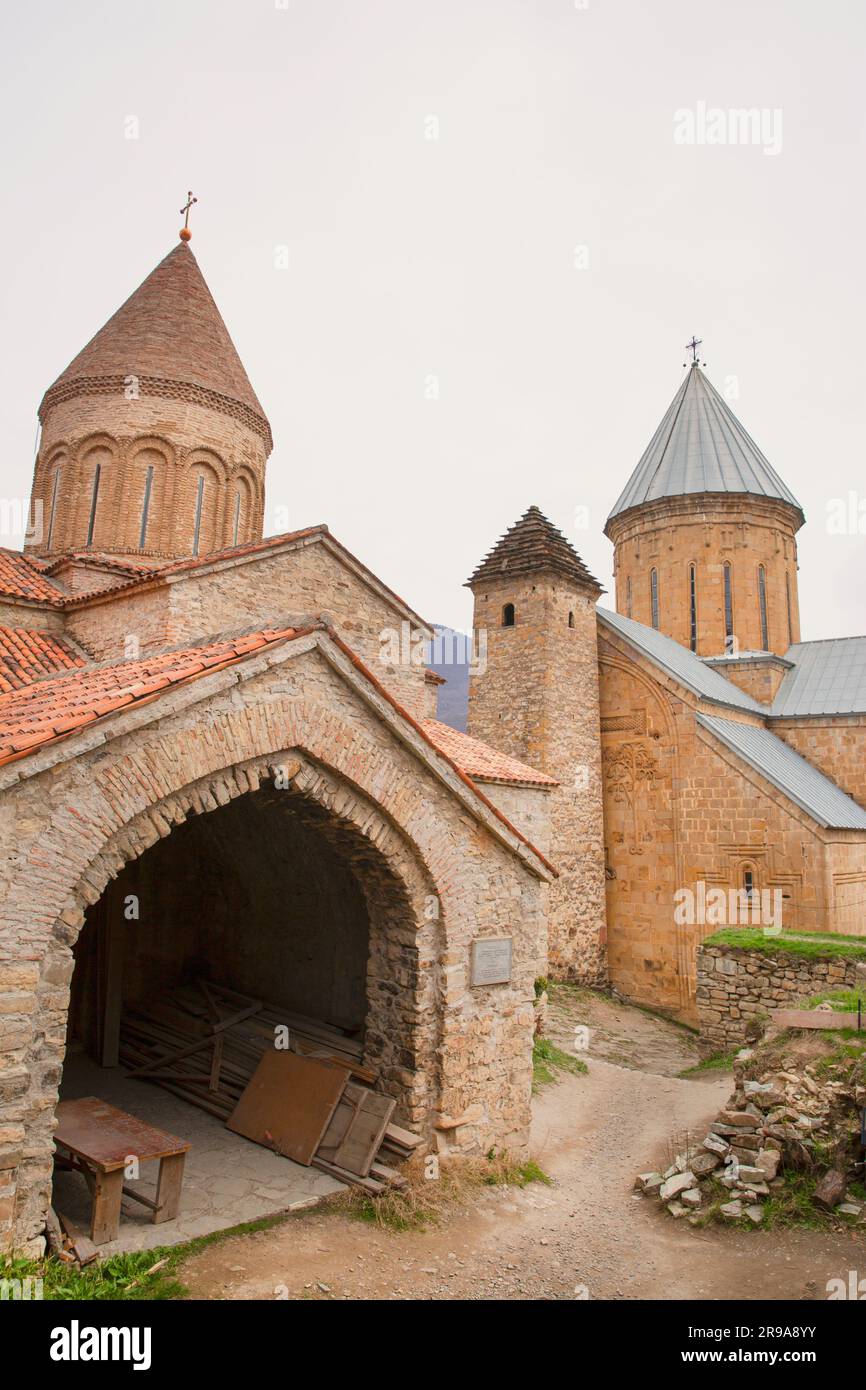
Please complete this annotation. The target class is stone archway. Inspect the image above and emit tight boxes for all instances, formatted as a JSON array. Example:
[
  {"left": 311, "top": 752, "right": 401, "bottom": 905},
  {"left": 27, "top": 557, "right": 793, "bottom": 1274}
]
[
  {"left": 14, "top": 747, "right": 442, "bottom": 1252},
  {"left": 1, "top": 657, "right": 546, "bottom": 1253}
]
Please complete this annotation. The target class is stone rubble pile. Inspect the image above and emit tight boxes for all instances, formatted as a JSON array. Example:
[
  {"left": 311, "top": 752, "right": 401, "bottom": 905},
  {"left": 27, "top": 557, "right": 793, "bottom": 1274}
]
[{"left": 635, "top": 1048, "right": 866, "bottom": 1226}]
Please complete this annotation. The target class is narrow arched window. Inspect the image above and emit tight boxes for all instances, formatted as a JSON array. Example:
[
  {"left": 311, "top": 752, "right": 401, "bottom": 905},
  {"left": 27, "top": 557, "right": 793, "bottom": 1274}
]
[
  {"left": 46, "top": 466, "right": 62, "bottom": 549},
  {"left": 723, "top": 562, "right": 734, "bottom": 653},
  {"left": 626, "top": 575, "right": 632, "bottom": 618},
  {"left": 758, "top": 565, "right": 769, "bottom": 649},
  {"left": 502, "top": 603, "right": 515, "bottom": 627},
  {"left": 86, "top": 463, "right": 101, "bottom": 547},
  {"left": 785, "top": 571, "right": 793, "bottom": 647},
  {"left": 192, "top": 474, "right": 205, "bottom": 556},
  {"left": 138, "top": 464, "right": 155, "bottom": 549},
  {"left": 232, "top": 490, "right": 242, "bottom": 547},
  {"left": 568, "top": 610, "right": 575, "bottom": 628},
  {"left": 650, "top": 569, "right": 659, "bottom": 629},
  {"left": 689, "top": 563, "right": 697, "bottom": 652}
]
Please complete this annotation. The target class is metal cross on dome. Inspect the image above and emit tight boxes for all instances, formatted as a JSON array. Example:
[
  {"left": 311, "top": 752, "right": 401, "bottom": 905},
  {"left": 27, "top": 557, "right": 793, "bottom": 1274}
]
[
  {"left": 685, "top": 335, "right": 703, "bottom": 364},
  {"left": 179, "top": 191, "right": 198, "bottom": 241}
]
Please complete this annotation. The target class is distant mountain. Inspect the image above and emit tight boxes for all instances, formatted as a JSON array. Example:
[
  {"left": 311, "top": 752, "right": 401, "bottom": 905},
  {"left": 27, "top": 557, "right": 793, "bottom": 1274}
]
[{"left": 426, "top": 626, "right": 471, "bottom": 731}]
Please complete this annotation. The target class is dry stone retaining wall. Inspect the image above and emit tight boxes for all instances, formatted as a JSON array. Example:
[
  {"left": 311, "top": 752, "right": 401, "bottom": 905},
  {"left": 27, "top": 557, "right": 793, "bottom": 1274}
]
[{"left": 696, "top": 941, "right": 863, "bottom": 1048}]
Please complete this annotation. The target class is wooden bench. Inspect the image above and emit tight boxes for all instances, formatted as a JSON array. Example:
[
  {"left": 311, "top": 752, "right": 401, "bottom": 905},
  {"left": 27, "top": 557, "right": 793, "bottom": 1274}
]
[{"left": 54, "top": 1097, "right": 190, "bottom": 1245}]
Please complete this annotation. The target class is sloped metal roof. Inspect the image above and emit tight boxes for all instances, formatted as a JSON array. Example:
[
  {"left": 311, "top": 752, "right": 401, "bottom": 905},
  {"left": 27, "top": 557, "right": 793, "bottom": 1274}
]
[
  {"left": 607, "top": 364, "right": 804, "bottom": 527},
  {"left": 772, "top": 636, "right": 866, "bottom": 717},
  {"left": 598, "top": 609, "right": 765, "bottom": 713},
  {"left": 697, "top": 714, "right": 866, "bottom": 830}
]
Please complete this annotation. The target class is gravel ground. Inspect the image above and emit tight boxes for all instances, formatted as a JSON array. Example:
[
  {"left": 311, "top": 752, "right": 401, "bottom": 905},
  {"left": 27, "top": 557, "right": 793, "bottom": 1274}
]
[{"left": 181, "top": 998, "right": 863, "bottom": 1300}]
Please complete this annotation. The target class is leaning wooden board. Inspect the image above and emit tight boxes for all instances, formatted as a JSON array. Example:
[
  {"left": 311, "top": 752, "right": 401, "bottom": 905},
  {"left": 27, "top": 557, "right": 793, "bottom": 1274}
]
[
  {"left": 772, "top": 1008, "right": 861, "bottom": 1031},
  {"left": 317, "top": 1082, "right": 395, "bottom": 1177},
  {"left": 227, "top": 1051, "right": 346, "bottom": 1165}
]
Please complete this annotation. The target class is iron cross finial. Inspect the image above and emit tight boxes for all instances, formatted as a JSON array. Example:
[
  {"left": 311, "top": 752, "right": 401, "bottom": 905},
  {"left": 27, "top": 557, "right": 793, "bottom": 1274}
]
[
  {"left": 179, "top": 191, "right": 198, "bottom": 242},
  {"left": 685, "top": 334, "right": 702, "bottom": 364}
]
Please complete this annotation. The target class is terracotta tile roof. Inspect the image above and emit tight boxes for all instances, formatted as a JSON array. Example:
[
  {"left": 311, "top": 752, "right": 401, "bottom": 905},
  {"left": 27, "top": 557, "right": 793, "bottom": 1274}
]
[
  {"left": 0, "top": 622, "right": 555, "bottom": 877},
  {"left": 0, "top": 627, "right": 87, "bottom": 694},
  {"left": 0, "top": 626, "right": 312, "bottom": 764},
  {"left": 467, "top": 505, "right": 601, "bottom": 592},
  {"left": 420, "top": 718, "right": 558, "bottom": 786},
  {"left": 41, "top": 243, "right": 269, "bottom": 436},
  {"left": 44, "top": 552, "right": 161, "bottom": 579},
  {"left": 0, "top": 549, "right": 66, "bottom": 603}
]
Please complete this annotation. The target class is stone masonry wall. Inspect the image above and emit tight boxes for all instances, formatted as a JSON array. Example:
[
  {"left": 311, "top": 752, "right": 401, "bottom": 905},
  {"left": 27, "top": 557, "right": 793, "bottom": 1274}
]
[
  {"left": 468, "top": 575, "right": 606, "bottom": 984},
  {"left": 64, "top": 538, "right": 432, "bottom": 720},
  {"left": 609, "top": 494, "right": 801, "bottom": 658},
  {"left": 598, "top": 624, "right": 866, "bottom": 1021},
  {"left": 772, "top": 716, "right": 866, "bottom": 811},
  {"left": 0, "top": 636, "right": 546, "bottom": 1252},
  {"left": 696, "top": 942, "right": 862, "bottom": 1048}
]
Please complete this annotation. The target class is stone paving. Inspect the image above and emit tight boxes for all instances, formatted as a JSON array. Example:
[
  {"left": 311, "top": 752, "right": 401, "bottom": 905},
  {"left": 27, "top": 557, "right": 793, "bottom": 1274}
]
[{"left": 52, "top": 1054, "right": 343, "bottom": 1255}]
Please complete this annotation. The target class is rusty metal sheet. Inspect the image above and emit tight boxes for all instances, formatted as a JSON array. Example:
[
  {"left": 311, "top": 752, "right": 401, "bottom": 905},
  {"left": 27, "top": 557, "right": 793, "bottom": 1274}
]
[{"left": 227, "top": 1050, "right": 346, "bottom": 1165}]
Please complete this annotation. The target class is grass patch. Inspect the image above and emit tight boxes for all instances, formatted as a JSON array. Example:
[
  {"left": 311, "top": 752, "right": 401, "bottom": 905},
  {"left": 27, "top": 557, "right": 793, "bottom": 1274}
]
[
  {"left": 695, "top": 1173, "right": 827, "bottom": 1232},
  {"left": 703, "top": 928, "right": 866, "bottom": 961},
  {"left": 679, "top": 1049, "right": 738, "bottom": 1077},
  {"left": 804, "top": 987, "right": 866, "bottom": 1013},
  {"left": 335, "top": 1151, "right": 551, "bottom": 1232},
  {"left": 1, "top": 1249, "right": 184, "bottom": 1302},
  {"left": 532, "top": 1036, "right": 588, "bottom": 1089},
  {"left": 2, "top": 1209, "right": 298, "bottom": 1301}
]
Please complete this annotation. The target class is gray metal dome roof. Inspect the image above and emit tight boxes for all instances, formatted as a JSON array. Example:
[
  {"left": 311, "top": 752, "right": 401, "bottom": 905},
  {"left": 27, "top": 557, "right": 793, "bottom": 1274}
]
[{"left": 606, "top": 364, "right": 803, "bottom": 530}]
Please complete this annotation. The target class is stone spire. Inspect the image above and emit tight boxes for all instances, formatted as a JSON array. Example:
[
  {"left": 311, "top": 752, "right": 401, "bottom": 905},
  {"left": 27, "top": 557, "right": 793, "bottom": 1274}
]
[
  {"left": 467, "top": 505, "right": 601, "bottom": 592},
  {"left": 29, "top": 243, "right": 271, "bottom": 563},
  {"left": 39, "top": 242, "right": 270, "bottom": 447}
]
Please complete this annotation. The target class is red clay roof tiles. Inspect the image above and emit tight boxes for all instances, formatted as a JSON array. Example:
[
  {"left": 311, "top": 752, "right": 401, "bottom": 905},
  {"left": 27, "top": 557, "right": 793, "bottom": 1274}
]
[
  {"left": 421, "top": 718, "right": 558, "bottom": 786},
  {"left": 0, "top": 627, "right": 308, "bottom": 764},
  {"left": 0, "top": 626, "right": 87, "bottom": 693},
  {"left": 0, "top": 550, "right": 66, "bottom": 603}
]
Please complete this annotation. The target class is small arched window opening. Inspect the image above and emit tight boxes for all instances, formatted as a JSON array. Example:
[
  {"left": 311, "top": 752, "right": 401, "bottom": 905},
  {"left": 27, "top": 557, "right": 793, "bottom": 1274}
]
[
  {"left": 568, "top": 610, "right": 575, "bottom": 629},
  {"left": 626, "top": 575, "right": 632, "bottom": 619},
  {"left": 46, "top": 466, "right": 62, "bottom": 550},
  {"left": 723, "top": 562, "right": 735, "bottom": 654},
  {"left": 758, "top": 565, "right": 769, "bottom": 650},
  {"left": 138, "top": 464, "right": 155, "bottom": 549},
  {"left": 192, "top": 474, "right": 206, "bottom": 557},
  {"left": 232, "top": 490, "right": 242, "bottom": 547},
  {"left": 650, "top": 568, "right": 659, "bottom": 630},
  {"left": 86, "top": 463, "right": 101, "bottom": 547},
  {"left": 502, "top": 603, "right": 515, "bottom": 627},
  {"left": 689, "top": 563, "right": 698, "bottom": 652},
  {"left": 785, "top": 571, "right": 793, "bottom": 647},
  {"left": 741, "top": 864, "right": 759, "bottom": 915}
]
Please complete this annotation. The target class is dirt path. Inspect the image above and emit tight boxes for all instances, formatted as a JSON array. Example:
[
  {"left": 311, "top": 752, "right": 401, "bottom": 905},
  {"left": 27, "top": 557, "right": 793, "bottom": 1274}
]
[
  {"left": 544, "top": 981, "right": 705, "bottom": 1075},
  {"left": 181, "top": 1045, "right": 861, "bottom": 1301}
]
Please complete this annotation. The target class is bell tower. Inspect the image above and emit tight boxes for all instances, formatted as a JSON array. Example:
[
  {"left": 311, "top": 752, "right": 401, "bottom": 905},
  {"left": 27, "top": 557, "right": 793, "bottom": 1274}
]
[
  {"left": 27, "top": 224, "right": 271, "bottom": 565},
  {"left": 605, "top": 357, "right": 803, "bottom": 659},
  {"left": 466, "top": 506, "right": 608, "bottom": 984}
]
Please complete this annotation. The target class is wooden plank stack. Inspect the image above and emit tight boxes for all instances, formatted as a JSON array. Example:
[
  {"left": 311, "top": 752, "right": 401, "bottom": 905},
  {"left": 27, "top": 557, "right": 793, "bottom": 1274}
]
[{"left": 118, "top": 980, "right": 422, "bottom": 1193}]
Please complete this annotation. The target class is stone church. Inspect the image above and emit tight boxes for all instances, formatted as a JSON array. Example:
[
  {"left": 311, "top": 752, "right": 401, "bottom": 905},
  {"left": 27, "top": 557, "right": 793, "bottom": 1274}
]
[{"left": 0, "top": 232, "right": 864, "bottom": 1253}]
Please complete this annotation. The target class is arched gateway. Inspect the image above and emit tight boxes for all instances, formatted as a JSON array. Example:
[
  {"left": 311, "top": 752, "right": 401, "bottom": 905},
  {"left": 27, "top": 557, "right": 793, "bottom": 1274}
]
[{"left": 0, "top": 629, "right": 551, "bottom": 1253}]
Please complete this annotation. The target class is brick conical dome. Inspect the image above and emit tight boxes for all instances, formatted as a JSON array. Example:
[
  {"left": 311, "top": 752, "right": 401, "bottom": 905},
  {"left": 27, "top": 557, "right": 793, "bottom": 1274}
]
[
  {"left": 39, "top": 243, "right": 270, "bottom": 447},
  {"left": 29, "top": 243, "right": 271, "bottom": 564}
]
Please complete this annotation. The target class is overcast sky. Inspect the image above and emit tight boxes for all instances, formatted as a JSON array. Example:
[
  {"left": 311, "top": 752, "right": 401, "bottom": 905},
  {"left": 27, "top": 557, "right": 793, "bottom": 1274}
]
[{"left": 1, "top": 0, "right": 864, "bottom": 636}]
